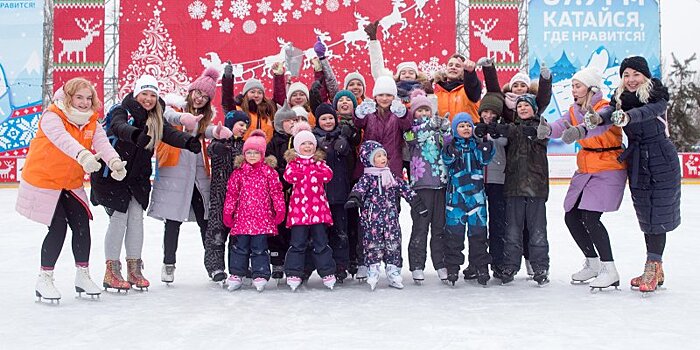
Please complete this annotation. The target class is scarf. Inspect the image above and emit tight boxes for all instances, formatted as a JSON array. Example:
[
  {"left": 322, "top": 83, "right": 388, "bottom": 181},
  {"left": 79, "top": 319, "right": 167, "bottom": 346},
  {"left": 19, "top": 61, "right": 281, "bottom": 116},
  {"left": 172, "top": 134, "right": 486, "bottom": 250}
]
[
  {"left": 56, "top": 100, "right": 93, "bottom": 126},
  {"left": 612, "top": 78, "right": 669, "bottom": 111},
  {"left": 504, "top": 92, "right": 520, "bottom": 110},
  {"left": 364, "top": 166, "right": 397, "bottom": 189}
]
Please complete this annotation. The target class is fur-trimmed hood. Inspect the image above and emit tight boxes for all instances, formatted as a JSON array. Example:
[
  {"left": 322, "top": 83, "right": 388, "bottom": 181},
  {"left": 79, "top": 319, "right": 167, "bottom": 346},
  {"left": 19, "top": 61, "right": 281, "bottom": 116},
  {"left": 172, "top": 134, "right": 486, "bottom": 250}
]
[
  {"left": 233, "top": 154, "right": 277, "bottom": 169},
  {"left": 283, "top": 148, "right": 325, "bottom": 163}
]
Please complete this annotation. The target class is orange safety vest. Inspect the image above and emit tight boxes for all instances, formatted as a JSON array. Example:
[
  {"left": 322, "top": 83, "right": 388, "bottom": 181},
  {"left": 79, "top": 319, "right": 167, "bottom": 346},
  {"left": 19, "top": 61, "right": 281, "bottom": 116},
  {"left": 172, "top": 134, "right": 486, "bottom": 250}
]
[
  {"left": 570, "top": 100, "right": 626, "bottom": 174},
  {"left": 156, "top": 107, "right": 211, "bottom": 176},
  {"left": 434, "top": 84, "right": 480, "bottom": 123},
  {"left": 241, "top": 106, "right": 274, "bottom": 142},
  {"left": 22, "top": 104, "right": 98, "bottom": 189}
]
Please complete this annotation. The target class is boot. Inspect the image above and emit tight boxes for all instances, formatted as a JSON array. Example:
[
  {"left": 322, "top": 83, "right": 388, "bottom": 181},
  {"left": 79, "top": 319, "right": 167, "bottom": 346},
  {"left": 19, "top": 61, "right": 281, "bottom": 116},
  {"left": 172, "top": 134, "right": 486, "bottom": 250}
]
[
  {"left": 103, "top": 260, "right": 131, "bottom": 292},
  {"left": 462, "top": 265, "right": 477, "bottom": 280},
  {"left": 446, "top": 266, "right": 459, "bottom": 286},
  {"left": 533, "top": 269, "right": 550, "bottom": 286},
  {"left": 476, "top": 265, "right": 490, "bottom": 286},
  {"left": 287, "top": 276, "right": 302, "bottom": 291},
  {"left": 356, "top": 265, "right": 368, "bottom": 281},
  {"left": 436, "top": 267, "right": 448, "bottom": 282},
  {"left": 638, "top": 261, "right": 663, "bottom": 293},
  {"left": 161, "top": 264, "right": 175, "bottom": 283},
  {"left": 411, "top": 269, "right": 425, "bottom": 284},
  {"left": 367, "top": 264, "right": 380, "bottom": 290},
  {"left": 271, "top": 265, "right": 284, "bottom": 280},
  {"left": 322, "top": 274, "right": 337, "bottom": 290},
  {"left": 631, "top": 261, "right": 665, "bottom": 288},
  {"left": 252, "top": 277, "right": 267, "bottom": 292},
  {"left": 127, "top": 259, "right": 150, "bottom": 290},
  {"left": 36, "top": 269, "right": 61, "bottom": 302},
  {"left": 348, "top": 261, "right": 358, "bottom": 277},
  {"left": 386, "top": 264, "right": 404, "bottom": 289},
  {"left": 590, "top": 261, "right": 620, "bottom": 290},
  {"left": 335, "top": 265, "right": 348, "bottom": 284},
  {"left": 211, "top": 270, "right": 227, "bottom": 282},
  {"left": 571, "top": 257, "right": 601, "bottom": 283},
  {"left": 499, "top": 267, "right": 516, "bottom": 284},
  {"left": 227, "top": 275, "right": 243, "bottom": 291},
  {"left": 75, "top": 265, "right": 102, "bottom": 297}
]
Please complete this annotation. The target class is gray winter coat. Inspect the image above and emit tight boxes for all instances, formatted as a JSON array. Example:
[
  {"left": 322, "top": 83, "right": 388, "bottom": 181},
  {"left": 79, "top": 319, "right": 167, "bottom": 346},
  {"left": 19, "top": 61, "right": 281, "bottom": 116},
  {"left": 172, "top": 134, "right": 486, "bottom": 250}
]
[{"left": 485, "top": 136, "right": 508, "bottom": 185}]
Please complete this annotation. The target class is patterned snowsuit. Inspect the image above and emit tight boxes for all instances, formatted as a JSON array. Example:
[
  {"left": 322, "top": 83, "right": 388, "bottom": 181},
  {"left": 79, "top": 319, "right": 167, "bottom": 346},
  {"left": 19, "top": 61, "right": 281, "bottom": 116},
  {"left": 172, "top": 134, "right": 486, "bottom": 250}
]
[
  {"left": 351, "top": 141, "right": 419, "bottom": 267},
  {"left": 442, "top": 135, "right": 494, "bottom": 275}
]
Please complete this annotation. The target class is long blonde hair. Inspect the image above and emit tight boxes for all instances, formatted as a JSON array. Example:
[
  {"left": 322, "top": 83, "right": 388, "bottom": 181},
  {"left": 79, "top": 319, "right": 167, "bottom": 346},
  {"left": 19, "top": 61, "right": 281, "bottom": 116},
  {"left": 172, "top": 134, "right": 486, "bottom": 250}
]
[
  {"left": 615, "top": 76, "right": 652, "bottom": 106},
  {"left": 144, "top": 101, "right": 164, "bottom": 150},
  {"left": 62, "top": 77, "right": 102, "bottom": 113}
]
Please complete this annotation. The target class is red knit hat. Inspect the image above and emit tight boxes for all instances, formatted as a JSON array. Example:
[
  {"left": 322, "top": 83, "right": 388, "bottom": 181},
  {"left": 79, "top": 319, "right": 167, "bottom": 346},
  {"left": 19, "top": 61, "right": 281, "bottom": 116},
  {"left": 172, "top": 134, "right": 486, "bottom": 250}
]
[
  {"left": 242, "top": 129, "right": 267, "bottom": 155},
  {"left": 188, "top": 67, "right": 219, "bottom": 101}
]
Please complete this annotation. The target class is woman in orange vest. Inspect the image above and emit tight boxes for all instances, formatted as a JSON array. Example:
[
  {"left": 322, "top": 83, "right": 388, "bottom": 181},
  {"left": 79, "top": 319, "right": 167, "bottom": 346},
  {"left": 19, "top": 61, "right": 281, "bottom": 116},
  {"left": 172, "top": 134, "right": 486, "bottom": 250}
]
[
  {"left": 221, "top": 64, "right": 277, "bottom": 142},
  {"left": 16, "top": 78, "right": 126, "bottom": 303},
  {"left": 150, "top": 67, "right": 232, "bottom": 284},
  {"left": 537, "top": 67, "right": 627, "bottom": 291}
]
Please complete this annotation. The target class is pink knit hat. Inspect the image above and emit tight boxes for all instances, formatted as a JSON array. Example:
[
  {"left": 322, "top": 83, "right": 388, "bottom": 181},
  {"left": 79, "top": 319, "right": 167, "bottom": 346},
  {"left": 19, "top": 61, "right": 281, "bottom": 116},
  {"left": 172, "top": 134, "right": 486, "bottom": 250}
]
[
  {"left": 188, "top": 67, "right": 219, "bottom": 101},
  {"left": 291, "top": 121, "right": 317, "bottom": 153},
  {"left": 242, "top": 129, "right": 267, "bottom": 155},
  {"left": 409, "top": 89, "right": 432, "bottom": 118}
]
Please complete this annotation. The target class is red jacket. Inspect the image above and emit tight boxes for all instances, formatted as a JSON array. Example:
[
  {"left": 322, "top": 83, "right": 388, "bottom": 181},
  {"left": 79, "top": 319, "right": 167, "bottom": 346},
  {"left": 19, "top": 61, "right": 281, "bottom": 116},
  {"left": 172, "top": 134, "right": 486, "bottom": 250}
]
[{"left": 283, "top": 151, "right": 334, "bottom": 228}]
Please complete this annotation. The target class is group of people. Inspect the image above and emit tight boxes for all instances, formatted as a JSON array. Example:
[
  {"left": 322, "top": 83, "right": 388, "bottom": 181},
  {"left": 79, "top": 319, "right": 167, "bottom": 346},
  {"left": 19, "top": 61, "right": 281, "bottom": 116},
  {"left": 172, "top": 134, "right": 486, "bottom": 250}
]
[{"left": 17, "top": 24, "right": 681, "bottom": 302}]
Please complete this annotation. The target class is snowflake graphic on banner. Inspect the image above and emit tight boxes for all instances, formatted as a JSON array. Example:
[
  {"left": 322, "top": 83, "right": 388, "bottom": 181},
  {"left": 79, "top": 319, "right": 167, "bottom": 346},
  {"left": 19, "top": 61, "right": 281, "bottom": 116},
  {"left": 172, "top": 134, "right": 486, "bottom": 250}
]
[
  {"left": 230, "top": 0, "right": 252, "bottom": 19},
  {"left": 256, "top": 0, "right": 271, "bottom": 15},
  {"left": 119, "top": 8, "right": 191, "bottom": 98},
  {"left": 419, "top": 57, "right": 446, "bottom": 79},
  {"left": 188, "top": 1, "right": 207, "bottom": 19}
]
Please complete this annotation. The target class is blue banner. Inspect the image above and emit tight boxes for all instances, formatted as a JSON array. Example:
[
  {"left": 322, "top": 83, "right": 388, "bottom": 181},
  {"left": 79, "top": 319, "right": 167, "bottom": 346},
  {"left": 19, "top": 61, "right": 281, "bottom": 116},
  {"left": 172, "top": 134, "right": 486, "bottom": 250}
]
[
  {"left": 528, "top": 0, "right": 661, "bottom": 154},
  {"left": 0, "top": 0, "right": 44, "bottom": 153}
]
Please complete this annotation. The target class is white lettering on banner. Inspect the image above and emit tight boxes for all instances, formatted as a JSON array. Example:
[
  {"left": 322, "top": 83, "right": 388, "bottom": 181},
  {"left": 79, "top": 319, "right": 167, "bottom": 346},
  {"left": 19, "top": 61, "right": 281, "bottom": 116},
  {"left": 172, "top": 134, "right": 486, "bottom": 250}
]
[
  {"left": 543, "top": 11, "right": 641, "bottom": 28},
  {"left": 545, "top": 30, "right": 646, "bottom": 43}
]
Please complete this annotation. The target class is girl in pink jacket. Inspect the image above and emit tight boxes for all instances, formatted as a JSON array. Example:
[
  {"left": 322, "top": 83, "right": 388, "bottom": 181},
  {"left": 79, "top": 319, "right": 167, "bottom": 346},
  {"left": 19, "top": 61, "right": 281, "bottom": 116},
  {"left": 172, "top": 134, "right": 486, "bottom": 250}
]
[
  {"left": 16, "top": 78, "right": 126, "bottom": 303},
  {"left": 222, "top": 130, "right": 285, "bottom": 292},
  {"left": 282, "top": 122, "right": 336, "bottom": 291}
]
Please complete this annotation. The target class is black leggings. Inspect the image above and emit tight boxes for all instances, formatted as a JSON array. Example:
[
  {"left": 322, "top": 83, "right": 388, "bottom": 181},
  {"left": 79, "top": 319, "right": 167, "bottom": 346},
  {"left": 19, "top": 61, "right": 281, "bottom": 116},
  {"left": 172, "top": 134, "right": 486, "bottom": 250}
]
[
  {"left": 644, "top": 233, "right": 666, "bottom": 259},
  {"left": 163, "top": 186, "right": 208, "bottom": 264},
  {"left": 564, "top": 196, "right": 613, "bottom": 262},
  {"left": 41, "top": 190, "right": 91, "bottom": 268}
]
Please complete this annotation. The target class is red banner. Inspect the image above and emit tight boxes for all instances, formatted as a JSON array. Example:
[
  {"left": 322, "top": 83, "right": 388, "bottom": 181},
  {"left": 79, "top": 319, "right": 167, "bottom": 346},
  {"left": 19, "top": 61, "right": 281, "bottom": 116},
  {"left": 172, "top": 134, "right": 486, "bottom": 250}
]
[
  {"left": 682, "top": 154, "right": 700, "bottom": 178},
  {"left": 468, "top": 0, "right": 520, "bottom": 88},
  {"left": 52, "top": 1, "right": 105, "bottom": 110},
  {"left": 117, "top": 0, "right": 456, "bottom": 118}
]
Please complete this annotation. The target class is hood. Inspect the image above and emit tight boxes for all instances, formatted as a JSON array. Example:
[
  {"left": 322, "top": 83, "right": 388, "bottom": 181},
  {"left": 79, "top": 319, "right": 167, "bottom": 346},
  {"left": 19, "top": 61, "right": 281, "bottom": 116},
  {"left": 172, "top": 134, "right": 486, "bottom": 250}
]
[{"left": 359, "top": 140, "right": 385, "bottom": 168}]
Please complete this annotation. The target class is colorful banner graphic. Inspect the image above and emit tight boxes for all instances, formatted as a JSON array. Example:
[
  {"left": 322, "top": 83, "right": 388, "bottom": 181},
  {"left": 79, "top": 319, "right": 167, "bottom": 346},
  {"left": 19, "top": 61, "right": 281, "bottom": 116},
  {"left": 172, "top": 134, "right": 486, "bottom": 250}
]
[
  {"left": 528, "top": 0, "right": 661, "bottom": 154},
  {"left": 118, "top": 0, "right": 456, "bottom": 122},
  {"left": 469, "top": 0, "right": 520, "bottom": 89},
  {"left": 53, "top": 0, "right": 105, "bottom": 113},
  {"left": 0, "top": 0, "right": 44, "bottom": 181}
]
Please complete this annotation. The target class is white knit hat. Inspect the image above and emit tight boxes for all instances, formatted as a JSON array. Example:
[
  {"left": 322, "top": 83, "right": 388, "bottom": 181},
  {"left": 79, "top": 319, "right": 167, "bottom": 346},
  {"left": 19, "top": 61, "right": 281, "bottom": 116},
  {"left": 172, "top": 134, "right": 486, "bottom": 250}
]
[
  {"left": 287, "top": 82, "right": 309, "bottom": 101},
  {"left": 572, "top": 67, "right": 602, "bottom": 90},
  {"left": 134, "top": 75, "right": 160, "bottom": 96},
  {"left": 372, "top": 75, "right": 397, "bottom": 97},
  {"left": 292, "top": 105, "right": 309, "bottom": 120},
  {"left": 344, "top": 72, "right": 366, "bottom": 89},
  {"left": 396, "top": 61, "right": 418, "bottom": 76},
  {"left": 508, "top": 72, "right": 531, "bottom": 88}
]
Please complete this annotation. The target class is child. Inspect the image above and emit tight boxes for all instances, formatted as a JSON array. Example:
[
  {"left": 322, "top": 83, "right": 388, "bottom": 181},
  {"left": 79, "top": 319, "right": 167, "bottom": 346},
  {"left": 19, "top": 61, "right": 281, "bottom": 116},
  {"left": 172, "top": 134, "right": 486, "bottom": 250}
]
[
  {"left": 345, "top": 141, "right": 428, "bottom": 290},
  {"left": 90, "top": 75, "right": 201, "bottom": 292},
  {"left": 222, "top": 63, "right": 277, "bottom": 141},
  {"left": 266, "top": 103, "right": 301, "bottom": 280},
  {"left": 442, "top": 113, "right": 494, "bottom": 286},
  {"left": 203, "top": 110, "right": 250, "bottom": 281},
  {"left": 283, "top": 122, "right": 337, "bottom": 291},
  {"left": 471, "top": 93, "right": 509, "bottom": 281},
  {"left": 150, "top": 67, "right": 231, "bottom": 284},
  {"left": 222, "top": 130, "right": 286, "bottom": 292},
  {"left": 589, "top": 56, "right": 680, "bottom": 292},
  {"left": 403, "top": 90, "right": 450, "bottom": 283},
  {"left": 17, "top": 78, "right": 125, "bottom": 302},
  {"left": 313, "top": 103, "right": 353, "bottom": 282},
  {"left": 499, "top": 94, "right": 551, "bottom": 286}
]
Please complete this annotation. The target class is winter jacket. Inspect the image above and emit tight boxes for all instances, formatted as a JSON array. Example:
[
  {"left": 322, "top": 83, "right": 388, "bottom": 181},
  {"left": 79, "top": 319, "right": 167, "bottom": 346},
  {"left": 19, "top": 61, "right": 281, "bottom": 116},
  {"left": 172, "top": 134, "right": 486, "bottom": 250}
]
[
  {"left": 482, "top": 65, "right": 552, "bottom": 124},
  {"left": 549, "top": 93, "right": 627, "bottom": 213},
  {"left": 17, "top": 97, "right": 119, "bottom": 226},
  {"left": 266, "top": 130, "right": 294, "bottom": 195},
  {"left": 313, "top": 125, "right": 352, "bottom": 205},
  {"left": 222, "top": 155, "right": 285, "bottom": 235},
  {"left": 442, "top": 136, "right": 494, "bottom": 229},
  {"left": 485, "top": 135, "right": 508, "bottom": 185},
  {"left": 283, "top": 150, "right": 334, "bottom": 227},
  {"left": 434, "top": 70, "right": 481, "bottom": 122},
  {"left": 221, "top": 74, "right": 276, "bottom": 142},
  {"left": 206, "top": 135, "right": 245, "bottom": 239},
  {"left": 404, "top": 117, "right": 449, "bottom": 190},
  {"left": 354, "top": 108, "right": 412, "bottom": 178},
  {"left": 599, "top": 79, "right": 680, "bottom": 234},
  {"left": 89, "top": 93, "right": 193, "bottom": 213},
  {"left": 503, "top": 116, "right": 549, "bottom": 199}
]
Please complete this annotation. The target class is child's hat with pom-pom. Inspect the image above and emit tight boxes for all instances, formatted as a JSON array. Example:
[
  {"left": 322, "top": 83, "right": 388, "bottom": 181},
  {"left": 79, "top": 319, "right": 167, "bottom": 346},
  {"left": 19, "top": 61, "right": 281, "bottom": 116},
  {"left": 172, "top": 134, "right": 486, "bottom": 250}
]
[
  {"left": 508, "top": 72, "right": 531, "bottom": 89},
  {"left": 188, "top": 67, "right": 219, "bottom": 101},
  {"left": 409, "top": 89, "right": 432, "bottom": 118},
  {"left": 292, "top": 121, "right": 317, "bottom": 153},
  {"left": 242, "top": 129, "right": 267, "bottom": 155}
]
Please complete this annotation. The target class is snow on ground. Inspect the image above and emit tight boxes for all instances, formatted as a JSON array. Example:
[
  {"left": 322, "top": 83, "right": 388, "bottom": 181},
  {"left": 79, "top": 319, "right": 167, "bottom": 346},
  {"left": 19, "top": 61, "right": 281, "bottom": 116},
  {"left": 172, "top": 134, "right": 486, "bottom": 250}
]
[{"left": 0, "top": 185, "right": 698, "bottom": 349}]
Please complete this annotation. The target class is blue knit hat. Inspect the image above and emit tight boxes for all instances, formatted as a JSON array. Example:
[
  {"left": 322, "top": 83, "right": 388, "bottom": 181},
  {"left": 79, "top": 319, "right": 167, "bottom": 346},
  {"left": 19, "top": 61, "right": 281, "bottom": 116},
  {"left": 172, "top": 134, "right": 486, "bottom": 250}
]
[
  {"left": 333, "top": 90, "right": 358, "bottom": 110},
  {"left": 451, "top": 112, "right": 474, "bottom": 137},
  {"left": 515, "top": 94, "right": 538, "bottom": 115},
  {"left": 224, "top": 110, "right": 250, "bottom": 130}
]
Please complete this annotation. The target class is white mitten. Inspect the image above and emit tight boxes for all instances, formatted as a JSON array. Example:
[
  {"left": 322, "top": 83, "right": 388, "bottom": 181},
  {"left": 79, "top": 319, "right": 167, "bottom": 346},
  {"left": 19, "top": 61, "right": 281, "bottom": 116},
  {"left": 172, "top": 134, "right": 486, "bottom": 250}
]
[
  {"left": 76, "top": 150, "right": 102, "bottom": 173},
  {"left": 390, "top": 99, "right": 407, "bottom": 118},
  {"left": 108, "top": 158, "right": 127, "bottom": 181},
  {"left": 611, "top": 109, "right": 629, "bottom": 127},
  {"left": 355, "top": 100, "right": 377, "bottom": 119}
]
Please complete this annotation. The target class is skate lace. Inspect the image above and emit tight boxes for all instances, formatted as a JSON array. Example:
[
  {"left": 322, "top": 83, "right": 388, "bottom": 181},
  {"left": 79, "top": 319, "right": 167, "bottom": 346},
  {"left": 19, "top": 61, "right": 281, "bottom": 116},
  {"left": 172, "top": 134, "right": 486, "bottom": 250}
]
[
  {"left": 111, "top": 263, "right": 126, "bottom": 280},
  {"left": 165, "top": 265, "right": 176, "bottom": 275},
  {"left": 642, "top": 262, "right": 657, "bottom": 282}
]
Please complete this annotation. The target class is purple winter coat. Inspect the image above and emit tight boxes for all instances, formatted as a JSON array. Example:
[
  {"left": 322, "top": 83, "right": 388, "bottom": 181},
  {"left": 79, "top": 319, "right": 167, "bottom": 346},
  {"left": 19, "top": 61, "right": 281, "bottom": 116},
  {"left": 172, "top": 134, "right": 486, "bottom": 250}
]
[{"left": 354, "top": 108, "right": 412, "bottom": 178}]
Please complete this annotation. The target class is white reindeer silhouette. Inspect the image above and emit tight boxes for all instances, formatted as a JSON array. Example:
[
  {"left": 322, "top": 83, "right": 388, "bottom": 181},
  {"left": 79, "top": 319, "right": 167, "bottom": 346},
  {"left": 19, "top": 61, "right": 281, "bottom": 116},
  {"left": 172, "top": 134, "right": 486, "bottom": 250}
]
[
  {"left": 0, "top": 160, "right": 14, "bottom": 179},
  {"left": 379, "top": 0, "right": 408, "bottom": 40},
  {"left": 341, "top": 12, "right": 371, "bottom": 53},
  {"left": 414, "top": 0, "right": 429, "bottom": 18},
  {"left": 471, "top": 19, "right": 515, "bottom": 62},
  {"left": 262, "top": 38, "right": 292, "bottom": 78},
  {"left": 58, "top": 18, "right": 103, "bottom": 63},
  {"left": 302, "top": 29, "right": 333, "bottom": 70}
]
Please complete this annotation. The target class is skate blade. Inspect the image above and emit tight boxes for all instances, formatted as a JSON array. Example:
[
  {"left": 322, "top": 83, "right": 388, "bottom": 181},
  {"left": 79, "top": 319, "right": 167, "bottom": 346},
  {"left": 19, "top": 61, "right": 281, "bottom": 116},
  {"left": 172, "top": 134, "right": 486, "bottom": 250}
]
[
  {"left": 413, "top": 279, "right": 424, "bottom": 285},
  {"left": 35, "top": 291, "right": 61, "bottom": 305},
  {"left": 570, "top": 280, "right": 592, "bottom": 285}
]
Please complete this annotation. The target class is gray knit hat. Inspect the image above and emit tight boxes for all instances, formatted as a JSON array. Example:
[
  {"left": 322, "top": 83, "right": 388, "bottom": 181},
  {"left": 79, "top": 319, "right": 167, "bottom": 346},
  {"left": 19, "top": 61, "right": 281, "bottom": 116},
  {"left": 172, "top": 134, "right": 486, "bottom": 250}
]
[
  {"left": 273, "top": 101, "right": 298, "bottom": 133},
  {"left": 242, "top": 78, "right": 264, "bottom": 96},
  {"left": 343, "top": 72, "right": 366, "bottom": 90}
]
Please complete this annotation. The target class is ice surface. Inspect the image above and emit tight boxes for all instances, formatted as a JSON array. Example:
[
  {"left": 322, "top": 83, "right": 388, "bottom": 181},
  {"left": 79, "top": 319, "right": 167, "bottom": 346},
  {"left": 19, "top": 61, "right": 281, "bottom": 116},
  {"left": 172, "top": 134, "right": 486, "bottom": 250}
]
[{"left": 0, "top": 185, "right": 697, "bottom": 349}]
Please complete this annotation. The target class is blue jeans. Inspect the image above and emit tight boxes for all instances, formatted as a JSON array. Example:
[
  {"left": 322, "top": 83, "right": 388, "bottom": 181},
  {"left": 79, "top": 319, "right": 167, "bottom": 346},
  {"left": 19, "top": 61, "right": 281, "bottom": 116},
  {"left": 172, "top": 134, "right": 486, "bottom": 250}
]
[
  {"left": 285, "top": 224, "right": 336, "bottom": 278},
  {"left": 229, "top": 235, "right": 270, "bottom": 279}
]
